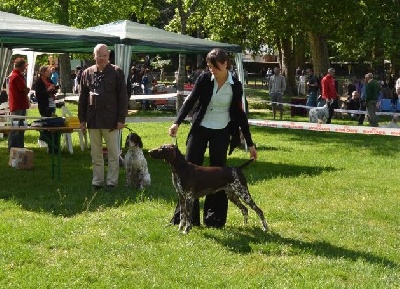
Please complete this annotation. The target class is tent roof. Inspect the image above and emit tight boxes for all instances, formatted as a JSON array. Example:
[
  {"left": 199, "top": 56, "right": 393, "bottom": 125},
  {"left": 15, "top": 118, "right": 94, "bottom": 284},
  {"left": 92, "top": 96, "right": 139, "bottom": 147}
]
[
  {"left": 88, "top": 20, "right": 242, "bottom": 54},
  {"left": 0, "top": 11, "right": 119, "bottom": 53}
]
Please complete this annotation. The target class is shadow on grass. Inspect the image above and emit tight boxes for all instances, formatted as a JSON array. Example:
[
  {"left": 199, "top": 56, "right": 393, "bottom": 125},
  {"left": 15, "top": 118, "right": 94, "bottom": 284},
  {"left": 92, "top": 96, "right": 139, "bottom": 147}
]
[
  {"left": 202, "top": 227, "right": 399, "bottom": 269},
  {"left": 0, "top": 151, "right": 334, "bottom": 217}
]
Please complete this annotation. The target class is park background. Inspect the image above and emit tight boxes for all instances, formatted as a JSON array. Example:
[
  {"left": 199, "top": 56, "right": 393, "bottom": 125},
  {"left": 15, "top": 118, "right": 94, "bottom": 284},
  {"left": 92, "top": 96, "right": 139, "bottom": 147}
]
[{"left": 1, "top": 1, "right": 400, "bottom": 288}]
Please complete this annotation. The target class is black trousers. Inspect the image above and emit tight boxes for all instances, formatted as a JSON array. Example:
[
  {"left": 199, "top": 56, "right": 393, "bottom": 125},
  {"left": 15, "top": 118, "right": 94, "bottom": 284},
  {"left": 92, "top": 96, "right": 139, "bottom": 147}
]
[
  {"left": 326, "top": 98, "right": 338, "bottom": 124},
  {"left": 171, "top": 125, "right": 230, "bottom": 228},
  {"left": 8, "top": 109, "right": 26, "bottom": 151}
]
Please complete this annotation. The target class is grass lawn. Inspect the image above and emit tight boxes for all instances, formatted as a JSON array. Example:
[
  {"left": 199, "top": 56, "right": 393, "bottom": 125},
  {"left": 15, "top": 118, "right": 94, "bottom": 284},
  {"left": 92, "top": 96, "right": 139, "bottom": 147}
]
[{"left": 0, "top": 93, "right": 399, "bottom": 288}]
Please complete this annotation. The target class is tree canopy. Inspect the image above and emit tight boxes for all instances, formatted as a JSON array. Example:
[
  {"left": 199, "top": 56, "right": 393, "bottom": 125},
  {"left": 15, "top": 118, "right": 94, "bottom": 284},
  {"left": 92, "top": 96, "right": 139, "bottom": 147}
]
[{"left": 1, "top": 0, "right": 400, "bottom": 81}]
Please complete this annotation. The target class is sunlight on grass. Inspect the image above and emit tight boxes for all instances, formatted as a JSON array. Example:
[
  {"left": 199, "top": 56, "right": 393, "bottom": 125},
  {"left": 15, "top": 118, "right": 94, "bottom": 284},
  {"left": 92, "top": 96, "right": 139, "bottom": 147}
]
[{"left": 0, "top": 99, "right": 399, "bottom": 288}]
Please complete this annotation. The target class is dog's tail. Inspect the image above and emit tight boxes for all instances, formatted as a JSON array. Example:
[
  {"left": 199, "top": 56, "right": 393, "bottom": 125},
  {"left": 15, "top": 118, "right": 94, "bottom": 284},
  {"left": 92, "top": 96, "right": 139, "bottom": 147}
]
[{"left": 238, "top": 158, "right": 255, "bottom": 170}]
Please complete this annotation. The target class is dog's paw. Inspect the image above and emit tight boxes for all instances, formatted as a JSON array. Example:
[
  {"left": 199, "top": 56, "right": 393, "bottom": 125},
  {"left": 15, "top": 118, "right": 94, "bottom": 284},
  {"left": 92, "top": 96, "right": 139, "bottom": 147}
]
[{"left": 262, "top": 221, "right": 269, "bottom": 232}]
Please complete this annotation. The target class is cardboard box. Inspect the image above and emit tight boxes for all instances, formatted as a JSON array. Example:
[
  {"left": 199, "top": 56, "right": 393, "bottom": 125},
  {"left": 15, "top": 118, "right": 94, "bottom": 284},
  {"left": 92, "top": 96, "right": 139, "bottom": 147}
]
[{"left": 9, "top": 147, "right": 34, "bottom": 169}]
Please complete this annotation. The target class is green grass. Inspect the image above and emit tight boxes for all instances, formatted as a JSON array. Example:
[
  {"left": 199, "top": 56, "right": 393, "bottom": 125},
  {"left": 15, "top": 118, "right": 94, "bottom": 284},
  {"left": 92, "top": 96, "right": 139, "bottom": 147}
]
[{"left": 0, "top": 99, "right": 399, "bottom": 288}]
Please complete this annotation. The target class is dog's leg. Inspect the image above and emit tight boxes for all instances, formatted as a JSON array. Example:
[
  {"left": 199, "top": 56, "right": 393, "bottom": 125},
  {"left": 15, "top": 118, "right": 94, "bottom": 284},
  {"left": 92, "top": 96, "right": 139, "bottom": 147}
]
[
  {"left": 183, "top": 193, "right": 194, "bottom": 234},
  {"left": 243, "top": 196, "right": 268, "bottom": 231},
  {"left": 178, "top": 194, "right": 186, "bottom": 231},
  {"left": 226, "top": 188, "right": 249, "bottom": 224},
  {"left": 125, "top": 165, "right": 132, "bottom": 187},
  {"left": 238, "top": 189, "right": 268, "bottom": 231},
  {"left": 232, "top": 170, "right": 268, "bottom": 231}
]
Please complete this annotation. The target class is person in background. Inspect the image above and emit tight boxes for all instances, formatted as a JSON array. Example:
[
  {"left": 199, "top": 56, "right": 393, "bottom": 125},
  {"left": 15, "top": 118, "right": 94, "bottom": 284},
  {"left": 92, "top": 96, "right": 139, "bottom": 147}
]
[
  {"left": 78, "top": 44, "right": 128, "bottom": 191},
  {"left": 74, "top": 66, "right": 82, "bottom": 94},
  {"left": 50, "top": 67, "right": 59, "bottom": 87},
  {"left": 0, "top": 82, "right": 8, "bottom": 103},
  {"left": 305, "top": 68, "right": 319, "bottom": 107},
  {"left": 7, "top": 58, "right": 30, "bottom": 151},
  {"left": 395, "top": 74, "right": 400, "bottom": 108},
  {"left": 347, "top": 90, "right": 361, "bottom": 120},
  {"left": 364, "top": 72, "right": 380, "bottom": 127},
  {"left": 168, "top": 48, "right": 257, "bottom": 228},
  {"left": 34, "top": 65, "right": 61, "bottom": 153},
  {"left": 320, "top": 68, "right": 339, "bottom": 124},
  {"left": 141, "top": 68, "right": 154, "bottom": 110},
  {"left": 268, "top": 67, "right": 286, "bottom": 120},
  {"left": 357, "top": 78, "right": 367, "bottom": 125},
  {"left": 127, "top": 66, "right": 142, "bottom": 96},
  {"left": 298, "top": 70, "right": 307, "bottom": 96},
  {"left": 244, "top": 68, "right": 249, "bottom": 86}
]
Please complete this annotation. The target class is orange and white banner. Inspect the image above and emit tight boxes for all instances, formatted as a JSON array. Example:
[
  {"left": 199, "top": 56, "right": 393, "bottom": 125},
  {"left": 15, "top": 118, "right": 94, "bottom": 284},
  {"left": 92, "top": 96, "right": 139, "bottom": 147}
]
[{"left": 248, "top": 119, "right": 400, "bottom": 137}]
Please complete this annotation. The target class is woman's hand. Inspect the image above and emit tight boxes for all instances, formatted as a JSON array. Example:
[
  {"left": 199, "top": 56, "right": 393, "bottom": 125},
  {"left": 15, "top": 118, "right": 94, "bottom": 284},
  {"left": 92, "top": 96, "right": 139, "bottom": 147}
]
[
  {"left": 248, "top": 145, "right": 257, "bottom": 161},
  {"left": 169, "top": 123, "right": 179, "bottom": 137}
]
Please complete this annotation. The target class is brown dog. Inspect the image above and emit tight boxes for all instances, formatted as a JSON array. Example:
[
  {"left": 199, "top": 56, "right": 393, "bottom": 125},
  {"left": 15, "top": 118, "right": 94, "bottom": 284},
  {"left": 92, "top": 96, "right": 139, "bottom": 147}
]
[{"left": 149, "top": 144, "right": 268, "bottom": 234}]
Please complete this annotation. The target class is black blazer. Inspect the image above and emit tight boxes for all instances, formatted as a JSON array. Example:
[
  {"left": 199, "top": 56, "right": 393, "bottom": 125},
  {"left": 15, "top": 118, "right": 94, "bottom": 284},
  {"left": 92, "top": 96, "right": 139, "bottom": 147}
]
[
  {"left": 34, "top": 77, "right": 55, "bottom": 117},
  {"left": 175, "top": 71, "right": 254, "bottom": 155}
]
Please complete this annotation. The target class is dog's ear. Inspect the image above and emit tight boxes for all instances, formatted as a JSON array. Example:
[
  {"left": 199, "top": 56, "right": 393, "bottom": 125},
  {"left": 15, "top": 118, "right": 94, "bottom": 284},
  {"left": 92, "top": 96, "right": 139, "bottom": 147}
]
[
  {"left": 137, "top": 135, "right": 143, "bottom": 148},
  {"left": 125, "top": 135, "right": 130, "bottom": 149}
]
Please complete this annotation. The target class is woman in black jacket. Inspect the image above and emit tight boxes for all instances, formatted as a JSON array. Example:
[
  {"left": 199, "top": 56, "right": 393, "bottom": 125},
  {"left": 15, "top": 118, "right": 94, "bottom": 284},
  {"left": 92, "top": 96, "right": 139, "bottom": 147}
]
[
  {"left": 34, "top": 65, "right": 60, "bottom": 153},
  {"left": 35, "top": 65, "right": 58, "bottom": 117},
  {"left": 169, "top": 48, "right": 257, "bottom": 228}
]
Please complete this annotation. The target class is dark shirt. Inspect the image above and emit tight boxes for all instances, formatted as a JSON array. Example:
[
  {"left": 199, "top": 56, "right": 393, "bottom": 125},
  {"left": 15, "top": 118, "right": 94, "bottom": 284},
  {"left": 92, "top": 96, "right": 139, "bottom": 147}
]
[
  {"left": 34, "top": 77, "right": 56, "bottom": 117},
  {"left": 347, "top": 98, "right": 360, "bottom": 111},
  {"left": 307, "top": 74, "right": 319, "bottom": 92},
  {"left": 365, "top": 79, "right": 380, "bottom": 102},
  {"left": 347, "top": 83, "right": 356, "bottom": 96},
  {"left": 78, "top": 63, "right": 128, "bottom": 129},
  {"left": 0, "top": 90, "right": 7, "bottom": 103}
]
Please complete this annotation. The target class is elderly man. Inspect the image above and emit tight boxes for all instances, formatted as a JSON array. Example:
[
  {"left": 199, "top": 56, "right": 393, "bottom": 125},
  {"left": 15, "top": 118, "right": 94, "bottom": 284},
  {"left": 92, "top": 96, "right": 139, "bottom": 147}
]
[
  {"left": 78, "top": 44, "right": 128, "bottom": 190},
  {"left": 365, "top": 72, "right": 380, "bottom": 127},
  {"left": 8, "top": 58, "right": 30, "bottom": 151}
]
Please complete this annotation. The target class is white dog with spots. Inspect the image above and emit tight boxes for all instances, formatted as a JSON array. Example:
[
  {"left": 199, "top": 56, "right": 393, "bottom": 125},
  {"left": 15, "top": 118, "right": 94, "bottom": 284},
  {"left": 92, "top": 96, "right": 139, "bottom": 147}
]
[
  {"left": 309, "top": 104, "right": 329, "bottom": 123},
  {"left": 124, "top": 132, "right": 151, "bottom": 190}
]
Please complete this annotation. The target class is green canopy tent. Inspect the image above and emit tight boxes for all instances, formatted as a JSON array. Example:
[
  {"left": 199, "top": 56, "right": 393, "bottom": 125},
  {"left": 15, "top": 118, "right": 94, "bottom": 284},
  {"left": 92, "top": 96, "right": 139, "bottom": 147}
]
[
  {"left": 87, "top": 20, "right": 244, "bottom": 88},
  {"left": 0, "top": 11, "right": 119, "bottom": 88},
  {"left": 0, "top": 11, "right": 119, "bottom": 53},
  {"left": 88, "top": 20, "right": 241, "bottom": 54}
]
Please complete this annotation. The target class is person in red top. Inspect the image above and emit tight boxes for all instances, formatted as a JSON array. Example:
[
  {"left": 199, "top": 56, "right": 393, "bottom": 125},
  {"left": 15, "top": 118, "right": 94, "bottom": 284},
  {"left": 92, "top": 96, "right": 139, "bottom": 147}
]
[
  {"left": 8, "top": 58, "right": 30, "bottom": 151},
  {"left": 320, "top": 67, "right": 338, "bottom": 124}
]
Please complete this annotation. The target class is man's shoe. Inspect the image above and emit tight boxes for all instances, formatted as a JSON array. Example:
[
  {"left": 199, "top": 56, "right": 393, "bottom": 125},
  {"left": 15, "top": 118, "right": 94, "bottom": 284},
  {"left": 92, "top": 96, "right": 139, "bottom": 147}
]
[
  {"left": 106, "top": 184, "right": 116, "bottom": 191},
  {"left": 92, "top": 185, "right": 102, "bottom": 191}
]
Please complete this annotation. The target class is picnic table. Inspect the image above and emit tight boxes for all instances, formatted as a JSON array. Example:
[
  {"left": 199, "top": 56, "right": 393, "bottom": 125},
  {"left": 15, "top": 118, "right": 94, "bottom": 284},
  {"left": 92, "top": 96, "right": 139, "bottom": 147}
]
[{"left": 0, "top": 124, "right": 80, "bottom": 180}]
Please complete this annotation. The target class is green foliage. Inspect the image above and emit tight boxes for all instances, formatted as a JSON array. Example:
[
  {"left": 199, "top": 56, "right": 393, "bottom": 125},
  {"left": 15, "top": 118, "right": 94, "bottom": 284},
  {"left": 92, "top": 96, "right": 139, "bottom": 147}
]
[
  {"left": 151, "top": 55, "right": 172, "bottom": 70},
  {"left": 2, "top": 0, "right": 400, "bottom": 72}
]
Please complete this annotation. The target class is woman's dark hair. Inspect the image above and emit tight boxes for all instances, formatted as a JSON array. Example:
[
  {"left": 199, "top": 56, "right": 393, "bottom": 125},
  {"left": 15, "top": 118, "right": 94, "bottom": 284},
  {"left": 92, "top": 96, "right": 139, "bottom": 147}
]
[{"left": 206, "top": 48, "right": 231, "bottom": 70}]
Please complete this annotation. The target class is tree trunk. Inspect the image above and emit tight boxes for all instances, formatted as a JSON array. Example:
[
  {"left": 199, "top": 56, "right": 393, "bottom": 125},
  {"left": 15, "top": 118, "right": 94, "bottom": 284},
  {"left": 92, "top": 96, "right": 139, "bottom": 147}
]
[
  {"left": 280, "top": 38, "right": 296, "bottom": 96},
  {"left": 308, "top": 32, "right": 330, "bottom": 78},
  {"left": 176, "top": 54, "right": 186, "bottom": 111},
  {"left": 58, "top": 54, "right": 72, "bottom": 94},
  {"left": 294, "top": 35, "right": 306, "bottom": 69}
]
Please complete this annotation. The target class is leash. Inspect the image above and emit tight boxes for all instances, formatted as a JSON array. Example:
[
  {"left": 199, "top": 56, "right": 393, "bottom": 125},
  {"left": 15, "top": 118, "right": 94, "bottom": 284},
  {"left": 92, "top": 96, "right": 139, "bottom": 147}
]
[
  {"left": 124, "top": 124, "right": 134, "bottom": 132},
  {"left": 171, "top": 136, "right": 177, "bottom": 147}
]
